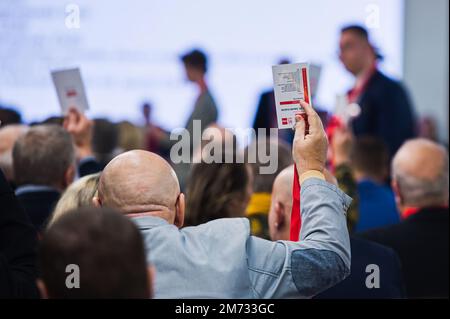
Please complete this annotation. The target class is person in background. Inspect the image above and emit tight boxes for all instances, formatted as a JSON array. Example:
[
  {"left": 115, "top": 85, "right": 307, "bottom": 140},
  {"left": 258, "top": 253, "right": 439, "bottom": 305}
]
[
  {"left": 63, "top": 108, "right": 103, "bottom": 177},
  {"left": 0, "top": 169, "right": 39, "bottom": 298},
  {"left": 48, "top": 173, "right": 101, "bottom": 228},
  {"left": 351, "top": 137, "right": 400, "bottom": 231},
  {"left": 38, "top": 207, "right": 153, "bottom": 298},
  {"left": 339, "top": 25, "right": 416, "bottom": 158},
  {"left": 117, "top": 121, "right": 145, "bottom": 152},
  {"left": 91, "top": 118, "right": 119, "bottom": 169},
  {"left": 359, "top": 139, "right": 449, "bottom": 298},
  {"left": 244, "top": 138, "right": 293, "bottom": 239},
  {"left": 180, "top": 48, "right": 219, "bottom": 139},
  {"left": 0, "top": 107, "right": 22, "bottom": 126},
  {"left": 184, "top": 152, "right": 253, "bottom": 226},
  {"left": 13, "top": 125, "right": 76, "bottom": 231},
  {"left": 93, "top": 101, "right": 352, "bottom": 298},
  {"left": 0, "top": 124, "right": 28, "bottom": 189},
  {"left": 329, "top": 126, "right": 359, "bottom": 232},
  {"left": 268, "top": 165, "right": 405, "bottom": 298}
]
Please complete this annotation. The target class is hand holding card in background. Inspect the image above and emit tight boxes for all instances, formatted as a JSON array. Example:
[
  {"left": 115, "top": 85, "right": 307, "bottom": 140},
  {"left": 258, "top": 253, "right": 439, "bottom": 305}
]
[{"left": 63, "top": 107, "right": 93, "bottom": 161}]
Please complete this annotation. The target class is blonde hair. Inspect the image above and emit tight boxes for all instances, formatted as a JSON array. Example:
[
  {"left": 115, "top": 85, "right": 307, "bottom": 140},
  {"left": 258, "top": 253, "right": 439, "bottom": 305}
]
[{"left": 48, "top": 173, "right": 101, "bottom": 228}]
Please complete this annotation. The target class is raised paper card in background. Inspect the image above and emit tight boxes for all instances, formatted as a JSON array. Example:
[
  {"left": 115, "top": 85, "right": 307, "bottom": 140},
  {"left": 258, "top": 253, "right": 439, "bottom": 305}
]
[
  {"left": 51, "top": 68, "right": 90, "bottom": 114},
  {"left": 272, "top": 63, "right": 312, "bottom": 129}
]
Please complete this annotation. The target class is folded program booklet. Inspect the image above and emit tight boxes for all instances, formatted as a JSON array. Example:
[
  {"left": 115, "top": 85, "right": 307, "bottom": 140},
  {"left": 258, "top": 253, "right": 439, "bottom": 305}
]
[{"left": 272, "top": 63, "right": 312, "bottom": 129}]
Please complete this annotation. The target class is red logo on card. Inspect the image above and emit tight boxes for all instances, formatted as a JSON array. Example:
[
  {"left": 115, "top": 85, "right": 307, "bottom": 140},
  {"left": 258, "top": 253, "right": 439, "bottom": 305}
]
[{"left": 282, "top": 118, "right": 288, "bottom": 125}]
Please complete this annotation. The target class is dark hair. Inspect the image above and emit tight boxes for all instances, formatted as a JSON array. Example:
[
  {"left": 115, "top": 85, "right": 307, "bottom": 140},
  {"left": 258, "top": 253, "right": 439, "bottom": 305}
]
[
  {"left": 92, "top": 118, "right": 119, "bottom": 166},
  {"left": 185, "top": 154, "right": 252, "bottom": 226},
  {"left": 341, "top": 25, "right": 369, "bottom": 40},
  {"left": 245, "top": 139, "right": 293, "bottom": 193},
  {"left": 181, "top": 49, "right": 208, "bottom": 73},
  {"left": 0, "top": 107, "right": 22, "bottom": 126},
  {"left": 341, "top": 24, "right": 383, "bottom": 60},
  {"left": 350, "top": 136, "right": 389, "bottom": 180},
  {"left": 38, "top": 207, "right": 150, "bottom": 298},
  {"left": 13, "top": 124, "right": 75, "bottom": 187}
]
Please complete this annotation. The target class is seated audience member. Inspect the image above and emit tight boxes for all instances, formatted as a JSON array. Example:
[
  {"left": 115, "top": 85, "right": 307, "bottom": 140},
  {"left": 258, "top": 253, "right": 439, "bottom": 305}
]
[
  {"left": 0, "top": 124, "right": 28, "bottom": 188},
  {"left": 91, "top": 118, "right": 119, "bottom": 168},
  {"left": 359, "top": 139, "right": 449, "bottom": 298},
  {"left": 117, "top": 121, "right": 145, "bottom": 152},
  {"left": 94, "top": 101, "right": 352, "bottom": 298},
  {"left": 0, "top": 169, "right": 39, "bottom": 298},
  {"left": 268, "top": 165, "right": 405, "bottom": 298},
  {"left": 245, "top": 138, "right": 293, "bottom": 239},
  {"left": 329, "top": 127, "right": 359, "bottom": 232},
  {"left": 38, "top": 207, "right": 153, "bottom": 298},
  {"left": 185, "top": 153, "right": 252, "bottom": 226},
  {"left": 351, "top": 136, "right": 400, "bottom": 231},
  {"left": 13, "top": 125, "right": 76, "bottom": 231},
  {"left": 47, "top": 173, "right": 101, "bottom": 228}
]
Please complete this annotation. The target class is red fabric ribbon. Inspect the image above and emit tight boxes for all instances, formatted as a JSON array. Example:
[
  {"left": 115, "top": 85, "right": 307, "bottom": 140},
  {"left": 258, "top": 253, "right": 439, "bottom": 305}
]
[{"left": 290, "top": 164, "right": 302, "bottom": 241}]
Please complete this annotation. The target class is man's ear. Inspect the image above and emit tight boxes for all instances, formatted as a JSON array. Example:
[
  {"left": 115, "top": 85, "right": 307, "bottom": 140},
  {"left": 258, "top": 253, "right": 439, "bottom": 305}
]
[
  {"left": 63, "top": 164, "right": 76, "bottom": 190},
  {"left": 92, "top": 196, "right": 102, "bottom": 207},
  {"left": 274, "top": 201, "right": 286, "bottom": 229},
  {"left": 36, "top": 279, "right": 49, "bottom": 299},
  {"left": 174, "top": 193, "right": 185, "bottom": 228},
  {"left": 392, "top": 179, "right": 404, "bottom": 211}
]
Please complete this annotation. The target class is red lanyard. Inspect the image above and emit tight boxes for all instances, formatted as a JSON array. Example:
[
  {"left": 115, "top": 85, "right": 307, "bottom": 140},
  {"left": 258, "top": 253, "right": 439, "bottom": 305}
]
[{"left": 347, "top": 64, "right": 377, "bottom": 103}]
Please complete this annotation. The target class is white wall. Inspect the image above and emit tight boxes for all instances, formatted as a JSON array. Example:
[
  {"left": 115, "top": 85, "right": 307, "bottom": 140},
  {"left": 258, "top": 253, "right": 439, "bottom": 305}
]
[{"left": 403, "top": 0, "right": 449, "bottom": 144}]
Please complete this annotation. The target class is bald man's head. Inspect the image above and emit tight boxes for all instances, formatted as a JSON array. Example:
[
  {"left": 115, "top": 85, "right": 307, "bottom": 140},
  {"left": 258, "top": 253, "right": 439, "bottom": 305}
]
[
  {"left": 268, "top": 165, "right": 294, "bottom": 241},
  {"left": 97, "top": 150, "right": 184, "bottom": 226},
  {"left": 392, "top": 138, "right": 449, "bottom": 209}
]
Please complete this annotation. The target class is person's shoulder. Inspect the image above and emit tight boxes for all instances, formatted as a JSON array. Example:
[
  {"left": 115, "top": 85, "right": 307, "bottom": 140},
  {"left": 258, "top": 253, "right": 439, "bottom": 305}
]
[
  {"left": 184, "top": 218, "right": 251, "bottom": 239},
  {"left": 372, "top": 70, "right": 406, "bottom": 92},
  {"left": 356, "top": 221, "right": 406, "bottom": 244},
  {"left": 351, "top": 237, "right": 399, "bottom": 261}
]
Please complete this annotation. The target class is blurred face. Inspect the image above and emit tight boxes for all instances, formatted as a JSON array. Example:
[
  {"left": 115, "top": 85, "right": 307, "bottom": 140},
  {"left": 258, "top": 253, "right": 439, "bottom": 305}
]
[
  {"left": 339, "top": 31, "right": 372, "bottom": 76},
  {"left": 183, "top": 63, "right": 201, "bottom": 82}
]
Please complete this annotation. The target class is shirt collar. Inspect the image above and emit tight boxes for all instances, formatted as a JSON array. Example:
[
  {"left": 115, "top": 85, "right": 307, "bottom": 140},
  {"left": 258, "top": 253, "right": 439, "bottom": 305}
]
[
  {"left": 15, "top": 184, "right": 59, "bottom": 196},
  {"left": 131, "top": 215, "right": 170, "bottom": 230}
]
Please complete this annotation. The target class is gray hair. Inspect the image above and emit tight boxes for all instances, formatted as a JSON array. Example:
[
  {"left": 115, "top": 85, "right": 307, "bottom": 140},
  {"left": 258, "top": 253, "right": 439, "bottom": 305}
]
[
  {"left": 393, "top": 148, "right": 449, "bottom": 207},
  {"left": 13, "top": 124, "right": 75, "bottom": 187}
]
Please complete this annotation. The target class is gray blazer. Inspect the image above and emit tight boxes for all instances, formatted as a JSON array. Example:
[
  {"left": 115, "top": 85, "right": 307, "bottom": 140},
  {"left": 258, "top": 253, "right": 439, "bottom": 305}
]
[{"left": 133, "top": 178, "right": 352, "bottom": 298}]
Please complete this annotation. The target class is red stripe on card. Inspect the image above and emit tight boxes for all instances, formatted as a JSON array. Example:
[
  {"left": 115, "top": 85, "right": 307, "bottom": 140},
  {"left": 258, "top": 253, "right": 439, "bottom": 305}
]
[
  {"left": 302, "top": 67, "right": 309, "bottom": 104},
  {"left": 280, "top": 100, "right": 301, "bottom": 105}
]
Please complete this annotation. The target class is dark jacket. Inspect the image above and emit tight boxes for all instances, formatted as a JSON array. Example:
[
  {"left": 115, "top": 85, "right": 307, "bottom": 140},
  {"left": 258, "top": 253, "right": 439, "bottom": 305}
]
[
  {"left": 16, "top": 188, "right": 60, "bottom": 231},
  {"left": 351, "top": 70, "right": 416, "bottom": 157},
  {"left": 315, "top": 237, "right": 405, "bottom": 299},
  {"left": 0, "top": 170, "right": 39, "bottom": 298},
  {"left": 359, "top": 207, "right": 449, "bottom": 298}
]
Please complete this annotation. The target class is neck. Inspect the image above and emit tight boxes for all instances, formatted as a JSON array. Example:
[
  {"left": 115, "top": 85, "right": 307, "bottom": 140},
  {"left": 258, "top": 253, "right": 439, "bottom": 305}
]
[
  {"left": 197, "top": 77, "right": 207, "bottom": 93},
  {"left": 126, "top": 210, "right": 173, "bottom": 223},
  {"left": 356, "top": 59, "right": 376, "bottom": 81}
]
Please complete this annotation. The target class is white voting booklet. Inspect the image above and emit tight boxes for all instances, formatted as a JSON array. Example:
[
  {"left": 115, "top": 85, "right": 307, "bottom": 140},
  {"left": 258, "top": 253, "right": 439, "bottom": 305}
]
[
  {"left": 272, "top": 63, "right": 312, "bottom": 129},
  {"left": 51, "top": 68, "right": 90, "bottom": 114}
]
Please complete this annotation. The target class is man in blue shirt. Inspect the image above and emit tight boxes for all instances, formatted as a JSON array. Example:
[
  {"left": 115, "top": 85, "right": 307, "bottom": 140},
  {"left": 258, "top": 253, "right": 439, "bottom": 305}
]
[{"left": 94, "top": 101, "right": 352, "bottom": 298}]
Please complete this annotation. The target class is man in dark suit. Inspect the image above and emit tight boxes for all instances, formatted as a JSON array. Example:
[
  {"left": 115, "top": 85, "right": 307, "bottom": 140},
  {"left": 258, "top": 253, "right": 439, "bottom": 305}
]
[
  {"left": 339, "top": 25, "right": 416, "bottom": 157},
  {"left": 0, "top": 169, "right": 39, "bottom": 298},
  {"left": 359, "top": 139, "right": 449, "bottom": 298},
  {"left": 12, "top": 109, "right": 101, "bottom": 231},
  {"left": 269, "top": 165, "right": 405, "bottom": 298},
  {"left": 12, "top": 125, "right": 76, "bottom": 231},
  {"left": 315, "top": 237, "right": 405, "bottom": 299}
]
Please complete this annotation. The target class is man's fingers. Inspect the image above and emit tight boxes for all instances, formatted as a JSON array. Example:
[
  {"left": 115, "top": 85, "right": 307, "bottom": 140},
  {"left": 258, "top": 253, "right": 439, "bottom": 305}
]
[
  {"left": 299, "top": 100, "right": 323, "bottom": 135},
  {"left": 294, "top": 114, "right": 306, "bottom": 140}
]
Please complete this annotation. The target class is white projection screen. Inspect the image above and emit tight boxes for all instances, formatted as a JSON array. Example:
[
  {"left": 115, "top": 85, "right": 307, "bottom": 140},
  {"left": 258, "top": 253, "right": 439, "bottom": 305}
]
[{"left": 0, "top": 0, "right": 404, "bottom": 139}]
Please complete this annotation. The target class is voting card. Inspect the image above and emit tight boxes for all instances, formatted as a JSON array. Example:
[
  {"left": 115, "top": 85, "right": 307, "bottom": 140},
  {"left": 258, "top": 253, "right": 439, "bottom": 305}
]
[
  {"left": 51, "top": 68, "right": 90, "bottom": 114},
  {"left": 272, "top": 63, "right": 312, "bottom": 129}
]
